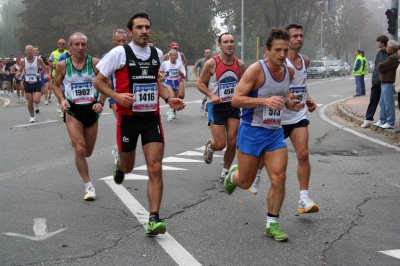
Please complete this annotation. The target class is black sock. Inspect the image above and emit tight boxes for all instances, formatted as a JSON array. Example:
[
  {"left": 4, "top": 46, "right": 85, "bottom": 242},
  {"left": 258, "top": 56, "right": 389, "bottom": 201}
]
[
  {"left": 150, "top": 212, "right": 159, "bottom": 219},
  {"left": 267, "top": 212, "right": 279, "bottom": 218}
]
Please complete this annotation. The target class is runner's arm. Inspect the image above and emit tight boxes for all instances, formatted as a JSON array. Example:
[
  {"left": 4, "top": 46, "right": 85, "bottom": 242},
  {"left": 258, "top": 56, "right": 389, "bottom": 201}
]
[
  {"left": 196, "top": 59, "right": 219, "bottom": 102},
  {"left": 52, "top": 61, "right": 69, "bottom": 112},
  {"left": 180, "top": 53, "right": 187, "bottom": 69}
]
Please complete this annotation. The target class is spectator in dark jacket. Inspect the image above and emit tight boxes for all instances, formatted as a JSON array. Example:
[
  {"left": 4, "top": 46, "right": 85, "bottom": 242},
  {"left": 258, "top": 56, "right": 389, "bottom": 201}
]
[
  {"left": 361, "top": 35, "right": 389, "bottom": 128},
  {"left": 374, "top": 40, "right": 399, "bottom": 129},
  {"left": 361, "top": 35, "right": 388, "bottom": 128}
]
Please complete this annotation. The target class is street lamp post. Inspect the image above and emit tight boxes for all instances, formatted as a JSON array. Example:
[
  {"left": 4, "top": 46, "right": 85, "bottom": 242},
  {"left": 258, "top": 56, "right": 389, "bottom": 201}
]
[
  {"left": 241, "top": 0, "right": 244, "bottom": 61},
  {"left": 321, "top": 15, "right": 323, "bottom": 58}
]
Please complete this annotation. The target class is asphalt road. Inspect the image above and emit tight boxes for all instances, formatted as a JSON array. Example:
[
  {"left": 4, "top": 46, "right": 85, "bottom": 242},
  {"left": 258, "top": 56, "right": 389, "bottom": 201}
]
[{"left": 0, "top": 74, "right": 399, "bottom": 266}]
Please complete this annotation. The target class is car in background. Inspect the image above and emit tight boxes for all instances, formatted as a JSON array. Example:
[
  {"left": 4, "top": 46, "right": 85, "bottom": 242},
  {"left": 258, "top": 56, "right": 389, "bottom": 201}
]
[
  {"left": 327, "top": 60, "right": 346, "bottom": 76},
  {"left": 307, "top": 60, "right": 330, "bottom": 79},
  {"left": 368, "top": 61, "right": 374, "bottom": 73},
  {"left": 344, "top": 62, "right": 351, "bottom": 75}
]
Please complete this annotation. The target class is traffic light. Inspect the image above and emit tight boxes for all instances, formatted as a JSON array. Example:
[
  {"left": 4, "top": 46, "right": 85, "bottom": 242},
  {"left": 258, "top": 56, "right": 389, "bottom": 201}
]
[{"left": 385, "top": 8, "right": 397, "bottom": 36}]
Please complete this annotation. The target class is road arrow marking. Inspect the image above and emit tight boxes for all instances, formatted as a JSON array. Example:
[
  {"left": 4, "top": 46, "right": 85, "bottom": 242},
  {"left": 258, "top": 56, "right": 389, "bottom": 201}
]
[
  {"left": 379, "top": 249, "right": 400, "bottom": 259},
  {"left": 3, "top": 218, "right": 67, "bottom": 241}
]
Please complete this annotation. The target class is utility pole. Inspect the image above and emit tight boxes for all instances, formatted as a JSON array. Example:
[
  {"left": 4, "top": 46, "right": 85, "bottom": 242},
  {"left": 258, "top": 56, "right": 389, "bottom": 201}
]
[{"left": 241, "top": 0, "right": 244, "bottom": 61}]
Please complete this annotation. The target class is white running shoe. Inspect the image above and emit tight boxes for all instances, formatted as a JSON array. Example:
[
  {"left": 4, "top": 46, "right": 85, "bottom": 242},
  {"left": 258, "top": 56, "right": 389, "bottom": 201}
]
[
  {"left": 373, "top": 121, "right": 384, "bottom": 127},
  {"left": 200, "top": 103, "right": 205, "bottom": 113},
  {"left": 21, "top": 97, "right": 26, "bottom": 103},
  {"left": 57, "top": 105, "right": 61, "bottom": 113},
  {"left": 298, "top": 197, "right": 319, "bottom": 214},
  {"left": 220, "top": 171, "right": 229, "bottom": 183},
  {"left": 166, "top": 111, "right": 172, "bottom": 121},
  {"left": 48, "top": 98, "right": 52, "bottom": 103},
  {"left": 112, "top": 145, "right": 119, "bottom": 165},
  {"left": 60, "top": 112, "right": 64, "bottom": 118},
  {"left": 361, "top": 120, "right": 374, "bottom": 128},
  {"left": 84, "top": 186, "right": 96, "bottom": 201},
  {"left": 29, "top": 116, "right": 35, "bottom": 123},
  {"left": 45, "top": 100, "right": 48, "bottom": 105},
  {"left": 381, "top": 123, "right": 394, "bottom": 129},
  {"left": 168, "top": 109, "right": 175, "bottom": 119},
  {"left": 248, "top": 176, "right": 260, "bottom": 194},
  {"left": 17, "top": 98, "right": 21, "bottom": 103},
  {"left": 35, "top": 108, "right": 40, "bottom": 113}
]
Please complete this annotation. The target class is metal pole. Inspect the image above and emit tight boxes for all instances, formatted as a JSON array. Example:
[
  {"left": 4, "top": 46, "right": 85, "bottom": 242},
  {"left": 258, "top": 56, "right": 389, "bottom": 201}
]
[
  {"left": 241, "top": 0, "right": 244, "bottom": 61},
  {"left": 321, "top": 16, "right": 323, "bottom": 58}
]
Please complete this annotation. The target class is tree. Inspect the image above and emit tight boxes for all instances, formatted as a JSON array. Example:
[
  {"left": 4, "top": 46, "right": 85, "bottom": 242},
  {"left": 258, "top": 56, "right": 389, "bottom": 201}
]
[
  {"left": 215, "top": 0, "right": 323, "bottom": 64},
  {"left": 0, "top": 0, "right": 25, "bottom": 56},
  {"left": 318, "top": 0, "right": 372, "bottom": 60},
  {"left": 16, "top": 0, "right": 219, "bottom": 62}
]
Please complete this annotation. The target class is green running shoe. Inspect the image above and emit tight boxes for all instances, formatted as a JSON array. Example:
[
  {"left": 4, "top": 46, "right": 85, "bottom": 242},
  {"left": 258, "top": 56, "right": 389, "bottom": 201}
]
[
  {"left": 224, "top": 165, "right": 238, "bottom": 195},
  {"left": 146, "top": 217, "right": 167, "bottom": 235},
  {"left": 113, "top": 167, "right": 125, "bottom": 185},
  {"left": 265, "top": 222, "right": 288, "bottom": 242}
]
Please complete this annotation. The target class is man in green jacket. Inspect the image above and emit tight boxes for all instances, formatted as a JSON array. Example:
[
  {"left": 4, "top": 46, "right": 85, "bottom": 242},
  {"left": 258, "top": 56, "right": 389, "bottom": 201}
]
[
  {"left": 352, "top": 50, "right": 364, "bottom": 97},
  {"left": 360, "top": 51, "right": 368, "bottom": 95}
]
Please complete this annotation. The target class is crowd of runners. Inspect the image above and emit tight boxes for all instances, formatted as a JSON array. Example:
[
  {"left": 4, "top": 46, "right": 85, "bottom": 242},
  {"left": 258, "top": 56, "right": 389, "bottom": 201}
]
[{"left": 1, "top": 12, "right": 319, "bottom": 241}]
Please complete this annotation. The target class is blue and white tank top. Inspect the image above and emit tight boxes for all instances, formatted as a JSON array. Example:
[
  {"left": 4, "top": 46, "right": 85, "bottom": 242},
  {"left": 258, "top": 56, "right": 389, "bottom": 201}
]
[{"left": 241, "top": 59, "right": 290, "bottom": 129}]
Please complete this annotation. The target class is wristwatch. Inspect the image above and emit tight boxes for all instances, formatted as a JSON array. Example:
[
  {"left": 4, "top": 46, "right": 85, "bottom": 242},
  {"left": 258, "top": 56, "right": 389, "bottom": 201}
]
[{"left": 165, "top": 96, "right": 171, "bottom": 104}]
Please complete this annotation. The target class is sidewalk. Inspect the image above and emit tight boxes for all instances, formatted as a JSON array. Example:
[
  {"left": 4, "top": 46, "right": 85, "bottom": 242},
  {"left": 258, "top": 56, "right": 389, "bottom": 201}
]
[{"left": 336, "top": 94, "right": 400, "bottom": 139}]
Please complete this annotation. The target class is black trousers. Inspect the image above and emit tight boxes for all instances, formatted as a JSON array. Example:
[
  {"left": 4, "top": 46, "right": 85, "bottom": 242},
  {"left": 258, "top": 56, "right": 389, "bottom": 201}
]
[{"left": 365, "top": 83, "right": 381, "bottom": 121}]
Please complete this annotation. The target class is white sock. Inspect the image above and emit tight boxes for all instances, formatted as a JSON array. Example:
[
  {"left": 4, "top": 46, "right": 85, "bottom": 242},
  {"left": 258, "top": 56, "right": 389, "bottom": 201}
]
[
  {"left": 300, "top": 190, "right": 309, "bottom": 200},
  {"left": 85, "top": 182, "right": 93, "bottom": 189},
  {"left": 266, "top": 216, "right": 278, "bottom": 228}
]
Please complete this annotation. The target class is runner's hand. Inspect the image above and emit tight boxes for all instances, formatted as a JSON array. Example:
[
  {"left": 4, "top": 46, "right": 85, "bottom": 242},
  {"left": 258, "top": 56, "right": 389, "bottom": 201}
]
[
  {"left": 92, "top": 103, "right": 103, "bottom": 113},
  {"left": 306, "top": 98, "right": 317, "bottom": 112},
  {"left": 116, "top": 93, "right": 135, "bottom": 107},
  {"left": 168, "top": 98, "right": 186, "bottom": 111}
]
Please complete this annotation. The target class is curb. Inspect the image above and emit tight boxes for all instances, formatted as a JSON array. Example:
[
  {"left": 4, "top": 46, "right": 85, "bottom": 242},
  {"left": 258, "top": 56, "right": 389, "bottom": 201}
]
[
  {"left": 0, "top": 97, "right": 10, "bottom": 108},
  {"left": 336, "top": 102, "right": 400, "bottom": 139}
]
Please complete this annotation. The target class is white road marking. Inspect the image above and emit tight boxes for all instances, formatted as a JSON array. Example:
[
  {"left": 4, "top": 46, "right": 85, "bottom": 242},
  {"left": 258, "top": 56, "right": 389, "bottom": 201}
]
[
  {"left": 3, "top": 218, "right": 67, "bottom": 241},
  {"left": 162, "top": 156, "right": 203, "bottom": 163},
  {"left": 0, "top": 97, "right": 10, "bottom": 108},
  {"left": 100, "top": 173, "right": 149, "bottom": 180},
  {"left": 134, "top": 165, "right": 187, "bottom": 170},
  {"left": 13, "top": 120, "right": 59, "bottom": 128},
  {"left": 328, "top": 95, "right": 345, "bottom": 98},
  {"left": 177, "top": 151, "right": 205, "bottom": 156},
  {"left": 160, "top": 100, "right": 202, "bottom": 108},
  {"left": 379, "top": 249, "right": 400, "bottom": 259},
  {"left": 104, "top": 180, "right": 201, "bottom": 266},
  {"left": 319, "top": 97, "right": 400, "bottom": 152}
]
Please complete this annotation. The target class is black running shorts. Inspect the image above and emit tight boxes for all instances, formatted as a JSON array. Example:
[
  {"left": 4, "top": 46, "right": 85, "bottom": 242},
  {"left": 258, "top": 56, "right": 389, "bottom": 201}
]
[{"left": 116, "top": 114, "right": 164, "bottom": 152}]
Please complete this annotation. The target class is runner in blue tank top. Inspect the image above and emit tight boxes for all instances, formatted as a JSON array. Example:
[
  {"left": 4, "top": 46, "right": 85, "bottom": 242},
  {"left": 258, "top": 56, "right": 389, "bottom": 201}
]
[{"left": 224, "top": 28, "right": 302, "bottom": 242}]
